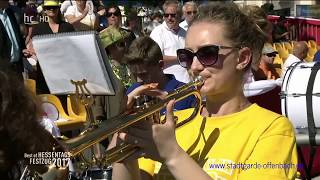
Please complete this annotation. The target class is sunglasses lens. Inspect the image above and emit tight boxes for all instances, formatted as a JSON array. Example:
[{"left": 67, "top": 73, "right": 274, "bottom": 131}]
[
  {"left": 164, "top": 14, "right": 176, "bottom": 18},
  {"left": 44, "top": 6, "right": 59, "bottom": 10},
  {"left": 187, "top": 11, "right": 197, "bottom": 15},
  {"left": 177, "top": 49, "right": 193, "bottom": 68},
  {"left": 266, "top": 53, "right": 276, "bottom": 57},
  {"left": 177, "top": 45, "right": 220, "bottom": 68},
  {"left": 107, "top": 12, "right": 121, "bottom": 17},
  {"left": 197, "top": 46, "right": 219, "bottom": 66}
]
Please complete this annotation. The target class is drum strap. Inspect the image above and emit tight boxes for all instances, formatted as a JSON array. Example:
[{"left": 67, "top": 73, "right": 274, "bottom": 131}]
[{"left": 306, "top": 62, "right": 320, "bottom": 146}]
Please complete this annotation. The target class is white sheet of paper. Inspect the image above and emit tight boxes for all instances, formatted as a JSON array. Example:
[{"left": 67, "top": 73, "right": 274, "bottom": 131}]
[{"left": 32, "top": 31, "right": 115, "bottom": 95}]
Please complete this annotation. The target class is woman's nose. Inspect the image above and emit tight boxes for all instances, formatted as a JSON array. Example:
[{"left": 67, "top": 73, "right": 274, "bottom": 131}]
[{"left": 190, "top": 57, "right": 204, "bottom": 73}]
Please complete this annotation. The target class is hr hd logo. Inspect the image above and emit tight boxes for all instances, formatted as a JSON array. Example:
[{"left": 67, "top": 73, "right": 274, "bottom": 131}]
[{"left": 24, "top": 13, "right": 49, "bottom": 24}]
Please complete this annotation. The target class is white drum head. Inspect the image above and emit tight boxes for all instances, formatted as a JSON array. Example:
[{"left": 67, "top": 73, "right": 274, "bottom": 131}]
[
  {"left": 281, "top": 62, "right": 320, "bottom": 130},
  {"left": 42, "top": 102, "right": 59, "bottom": 121}
]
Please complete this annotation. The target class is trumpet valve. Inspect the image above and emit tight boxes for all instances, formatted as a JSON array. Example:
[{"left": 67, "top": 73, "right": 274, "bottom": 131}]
[{"left": 133, "top": 95, "right": 160, "bottom": 111}]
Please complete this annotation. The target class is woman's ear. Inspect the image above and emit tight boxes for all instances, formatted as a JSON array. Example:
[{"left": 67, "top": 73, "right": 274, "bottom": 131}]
[
  {"left": 236, "top": 47, "right": 252, "bottom": 70},
  {"left": 159, "top": 60, "right": 164, "bottom": 70}
]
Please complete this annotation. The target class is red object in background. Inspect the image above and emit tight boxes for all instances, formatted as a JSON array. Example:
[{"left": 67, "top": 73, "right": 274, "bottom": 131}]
[
  {"left": 248, "top": 86, "right": 282, "bottom": 114},
  {"left": 298, "top": 146, "right": 320, "bottom": 178},
  {"left": 268, "top": 15, "right": 320, "bottom": 46}
]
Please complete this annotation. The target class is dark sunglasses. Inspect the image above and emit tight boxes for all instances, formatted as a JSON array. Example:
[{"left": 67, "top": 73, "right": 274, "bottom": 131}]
[
  {"left": 177, "top": 45, "right": 236, "bottom": 68},
  {"left": 43, "top": 6, "right": 59, "bottom": 10},
  {"left": 264, "top": 53, "right": 277, "bottom": 57},
  {"left": 106, "top": 11, "right": 121, "bottom": 17},
  {"left": 186, "top": 11, "right": 197, "bottom": 15},
  {"left": 164, "top": 13, "right": 176, "bottom": 18}
]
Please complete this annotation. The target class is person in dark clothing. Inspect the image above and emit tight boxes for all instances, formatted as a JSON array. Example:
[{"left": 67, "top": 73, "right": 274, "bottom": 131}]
[
  {"left": 313, "top": 50, "right": 320, "bottom": 62},
  {"left": 0, "top": 60, "right": 61, "bottom": 179},
  {"left": 30, "top": 0, "right": 75, "bottom": 94},
  {"left": 272, "top": 16, "right": 289, "bottom": 42},
  {"left": 0, "top": 1, "right": 27, "bottom": 79}
]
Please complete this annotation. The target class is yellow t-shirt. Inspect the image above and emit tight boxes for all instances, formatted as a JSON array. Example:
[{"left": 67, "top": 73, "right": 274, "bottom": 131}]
[{"left": 139, "top": 104, "right": 297, "bottom": 180}]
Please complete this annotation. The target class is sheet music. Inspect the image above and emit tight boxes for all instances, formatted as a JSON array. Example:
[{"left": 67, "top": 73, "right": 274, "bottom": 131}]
[{"left": 32, "top": 31, "right": 115, "bottom": 95}]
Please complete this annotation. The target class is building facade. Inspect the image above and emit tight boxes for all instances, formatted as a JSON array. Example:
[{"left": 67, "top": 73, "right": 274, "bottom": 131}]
[{"left": 234, "top": 0, "right": 319, "bottom": 17}]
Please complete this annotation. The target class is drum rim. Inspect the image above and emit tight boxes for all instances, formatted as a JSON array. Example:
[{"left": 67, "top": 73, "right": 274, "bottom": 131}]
[{"left": 281, "top": 61, "right": 303, "bottom": 117}]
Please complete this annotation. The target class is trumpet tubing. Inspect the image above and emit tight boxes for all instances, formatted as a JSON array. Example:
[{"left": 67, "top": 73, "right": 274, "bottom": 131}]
[{"left": 61, "top": 76, "right": 204, "bottom": 163}]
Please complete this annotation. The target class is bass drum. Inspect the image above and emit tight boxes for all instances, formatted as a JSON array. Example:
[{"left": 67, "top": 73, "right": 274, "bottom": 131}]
[{"left": 281, "top": 62, "right": 320, "bottom": 132}]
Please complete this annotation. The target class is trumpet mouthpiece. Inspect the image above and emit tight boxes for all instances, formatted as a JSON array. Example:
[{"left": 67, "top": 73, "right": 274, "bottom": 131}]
[{"left": 194, "top": 76, "right": 204, "bottom": 86}]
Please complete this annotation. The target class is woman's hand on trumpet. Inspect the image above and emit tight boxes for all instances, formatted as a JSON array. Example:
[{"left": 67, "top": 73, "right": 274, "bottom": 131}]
[
  {"left": 112, "top": 100, "right": 212, "bottom": 180},
  {"left": 118, "top": 99, "right": 183, "bottom": 163},
  {"left": 107, "top": 82, "right": 170, "bottom": 153}
]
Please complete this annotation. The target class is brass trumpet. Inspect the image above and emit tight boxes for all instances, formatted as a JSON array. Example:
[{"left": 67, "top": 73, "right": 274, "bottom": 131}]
[{"left": 61, "top": 76, "right": 204, "bottom": 164}]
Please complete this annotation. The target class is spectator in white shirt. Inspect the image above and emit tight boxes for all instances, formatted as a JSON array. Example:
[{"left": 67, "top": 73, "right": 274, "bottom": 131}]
[
  {"left": 143, "top": 11, "right": 162, "bottom": 35},
  {"left": 60, "top": 0, "right": 75, "bottom": 15},
  {"left": 179, "top": 1, "right": 197, "bottom": 31},
  {"left": 282, "top": 41, "right": 308, "bottom": 76},
  {"left": 64, "top": 0, "right": 98, "bottom": 31},
  {"left": 150, "top": 0, "right": 191, "bottom": 83}
]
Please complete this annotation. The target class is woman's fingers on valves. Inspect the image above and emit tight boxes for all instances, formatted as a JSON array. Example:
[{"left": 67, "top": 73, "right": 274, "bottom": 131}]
[
  {"left": 107, "top": 132, "right": 120, "bottom": 150},
  {"left": 131, "top": 119, "right": 153, "bottom": 129},
  {"left": 126, "top": 126, "right": 152, "bottom": 140},
  {"left": 120, "top": 149, "right": 148, "bottom": 162},
  {"left": 118, "top": 132, "right": 147, "bottom": 148}
]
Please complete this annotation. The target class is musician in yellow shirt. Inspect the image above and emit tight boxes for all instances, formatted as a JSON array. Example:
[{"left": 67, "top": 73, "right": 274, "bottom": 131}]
[
  {"left": 111, "top": 1, "right": 297, "bottom": 180},
  {"left": 137, "top": 105, "right": 296, "bottom": 180}
]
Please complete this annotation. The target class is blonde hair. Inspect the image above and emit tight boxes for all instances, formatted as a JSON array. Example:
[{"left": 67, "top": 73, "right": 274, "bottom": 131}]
[
  {"left": 182, "top": 1, "right": 197, "bottom": 12},
  {"left": 192, "top": 2, "right": 267, "bottom": 70}
]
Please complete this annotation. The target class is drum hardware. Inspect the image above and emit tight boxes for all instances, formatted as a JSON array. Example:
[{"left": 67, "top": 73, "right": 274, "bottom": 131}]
[
  {"left": 295, "top": 127, "right": 320, "bottom": 135},
  {"left": 296, "top": 126, "right": 310, "bottom": 134},
  {"left": 287, "top": 63, "right": 311, "bottom": 71},
  {"left": 60, "top": 76, "right": 204, "bottom": 165},
  {"left": 280, "top": 92, "right": 320, "bottom": 98},
  {"left": 296, "top": 65, "right": 312, "bottom": 69}
]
